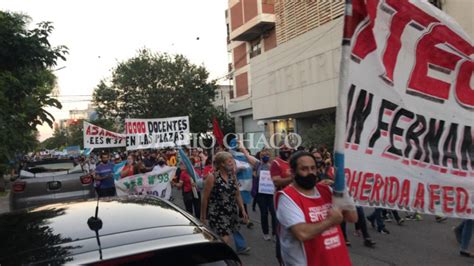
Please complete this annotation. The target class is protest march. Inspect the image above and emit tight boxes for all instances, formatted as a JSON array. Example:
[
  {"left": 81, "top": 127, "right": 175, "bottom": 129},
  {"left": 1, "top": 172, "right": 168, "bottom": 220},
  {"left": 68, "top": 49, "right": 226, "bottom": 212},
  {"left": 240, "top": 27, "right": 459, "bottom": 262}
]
[{"left": 2, "top": 0, "right": 473, "bottom": 265}]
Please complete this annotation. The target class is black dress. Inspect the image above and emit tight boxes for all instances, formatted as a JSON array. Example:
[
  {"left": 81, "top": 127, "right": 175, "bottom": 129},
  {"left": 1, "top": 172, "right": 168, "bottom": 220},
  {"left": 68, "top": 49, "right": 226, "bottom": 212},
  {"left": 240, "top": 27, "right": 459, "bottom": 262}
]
[{"left": 208, "top": 172, "right": 240, "bottom": 236}]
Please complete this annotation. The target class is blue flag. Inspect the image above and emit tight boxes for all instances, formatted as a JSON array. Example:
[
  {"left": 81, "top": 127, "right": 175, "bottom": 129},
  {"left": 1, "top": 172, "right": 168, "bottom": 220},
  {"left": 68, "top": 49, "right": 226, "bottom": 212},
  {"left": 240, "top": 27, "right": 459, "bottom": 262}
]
[
  {"left": 113, "top": 161, "right": 127, "bottom": 181},
  {"left": 178, "top": 148, "right": 203, "bottom": 191}
]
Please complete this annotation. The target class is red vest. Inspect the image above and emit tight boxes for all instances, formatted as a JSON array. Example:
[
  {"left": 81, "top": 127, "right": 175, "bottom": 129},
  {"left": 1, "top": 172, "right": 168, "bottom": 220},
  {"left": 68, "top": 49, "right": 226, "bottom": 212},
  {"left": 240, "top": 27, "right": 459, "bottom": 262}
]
[{"left": 276, "top": 184, "right": 352, "bottom": 266}]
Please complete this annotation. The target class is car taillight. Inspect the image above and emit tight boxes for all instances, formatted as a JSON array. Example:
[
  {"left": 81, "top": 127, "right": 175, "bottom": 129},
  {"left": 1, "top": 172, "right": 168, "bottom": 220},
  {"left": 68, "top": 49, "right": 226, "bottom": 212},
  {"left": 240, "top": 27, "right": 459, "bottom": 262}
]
[
  {"left": 80, "top": 175, "right": 93, "bottom": 185},
  {"left": 13, "top": 181, "right": 26, "bottom": 192}
]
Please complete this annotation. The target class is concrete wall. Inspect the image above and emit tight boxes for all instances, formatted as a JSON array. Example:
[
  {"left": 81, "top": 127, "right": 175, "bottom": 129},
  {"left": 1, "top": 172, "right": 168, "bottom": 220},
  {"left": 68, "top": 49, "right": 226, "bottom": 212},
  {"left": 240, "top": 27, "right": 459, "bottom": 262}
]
[
  {"left": 444, "top": 0, "right": 474, "bottom": 39},
  {"left": 250, "top": 18, "right": 343, "bottom": 120}
]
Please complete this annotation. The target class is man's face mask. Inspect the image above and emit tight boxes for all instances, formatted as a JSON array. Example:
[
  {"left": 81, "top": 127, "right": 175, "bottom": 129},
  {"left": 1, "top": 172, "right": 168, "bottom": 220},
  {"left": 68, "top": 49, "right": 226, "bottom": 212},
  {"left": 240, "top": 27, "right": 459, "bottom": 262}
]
[
  {"left": 316, "top": 159, "right": 324, "bottom": 168},
  {"left": 294, "top": 173, "right": 317, "bottom": 189},
  {"left": 279, "top": 150, "right": 291, "bottom": 160}
]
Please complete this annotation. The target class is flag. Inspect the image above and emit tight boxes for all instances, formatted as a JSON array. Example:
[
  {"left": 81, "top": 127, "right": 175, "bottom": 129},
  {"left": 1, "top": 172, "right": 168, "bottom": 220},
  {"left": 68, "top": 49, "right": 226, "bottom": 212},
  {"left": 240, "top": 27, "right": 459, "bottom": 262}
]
[
  {"left": 113, "top": 161, "right": 127, "bottom": 181},
  {"left": 82, "top": 148, "right": 93, "bottom": 156},
  {"left": 178, "top": 148, "right": 200, "bottom": 198},
  {"left": 212, "top": 117, "right": 224, "bottom": 146}
]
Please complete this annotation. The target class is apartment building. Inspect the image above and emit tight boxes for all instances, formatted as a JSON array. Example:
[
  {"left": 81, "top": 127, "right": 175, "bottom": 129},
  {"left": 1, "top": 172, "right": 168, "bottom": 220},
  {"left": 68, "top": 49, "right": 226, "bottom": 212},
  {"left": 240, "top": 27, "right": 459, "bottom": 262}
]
[
  {"left": 212, "top": 85, "right": 233, "bottom": 113},
  {"left": 226, "top": 0, "right": 472, "bottom": 149}
]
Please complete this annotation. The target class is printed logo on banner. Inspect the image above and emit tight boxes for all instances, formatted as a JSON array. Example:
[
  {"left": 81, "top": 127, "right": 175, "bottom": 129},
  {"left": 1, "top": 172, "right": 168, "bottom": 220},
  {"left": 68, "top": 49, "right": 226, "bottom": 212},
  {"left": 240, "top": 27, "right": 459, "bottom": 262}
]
[
  {"left": 336, "top": 0, "right": 473, "bottom": 218},
  {"left": 125, "top": 116, "right": 190, "bottom": 150}
]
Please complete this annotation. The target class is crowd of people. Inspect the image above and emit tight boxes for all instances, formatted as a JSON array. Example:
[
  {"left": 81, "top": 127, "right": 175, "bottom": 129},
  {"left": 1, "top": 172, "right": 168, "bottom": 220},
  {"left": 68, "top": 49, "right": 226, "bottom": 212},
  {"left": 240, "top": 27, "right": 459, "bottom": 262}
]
[{"left": 20, "top": 142, "right": 472, "bottom": 264}]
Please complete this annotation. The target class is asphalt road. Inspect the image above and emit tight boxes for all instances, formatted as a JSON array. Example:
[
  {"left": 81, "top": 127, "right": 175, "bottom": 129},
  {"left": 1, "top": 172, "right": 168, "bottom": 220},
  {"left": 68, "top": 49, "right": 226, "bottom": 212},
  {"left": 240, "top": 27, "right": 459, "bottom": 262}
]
[
  {"left": 169, "top": 188, "right": 473, "bottom": 266},
  {"left": 1, "top": 188, "right": 472, "bottom": 266}
]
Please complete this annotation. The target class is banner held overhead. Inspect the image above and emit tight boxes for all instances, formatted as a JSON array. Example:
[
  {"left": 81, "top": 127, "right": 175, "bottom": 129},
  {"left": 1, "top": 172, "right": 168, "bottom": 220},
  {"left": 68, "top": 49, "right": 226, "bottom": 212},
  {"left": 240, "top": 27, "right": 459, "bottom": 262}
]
[
  {"left": 83, "top": 121, "right": 126, "bottom": 149},
  {"left": 335, "top": 0, "right": 473, "bottom": 218},
  {"left": 125, "top": 116, "right": 190, "bottom": 150}
]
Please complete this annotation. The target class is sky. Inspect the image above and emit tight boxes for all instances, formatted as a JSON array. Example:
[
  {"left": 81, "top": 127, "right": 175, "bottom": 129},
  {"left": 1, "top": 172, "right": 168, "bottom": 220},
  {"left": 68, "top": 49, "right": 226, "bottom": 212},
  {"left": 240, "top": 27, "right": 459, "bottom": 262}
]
[{"left": 1, "top": 0, "right": 230, "bottom": 141}]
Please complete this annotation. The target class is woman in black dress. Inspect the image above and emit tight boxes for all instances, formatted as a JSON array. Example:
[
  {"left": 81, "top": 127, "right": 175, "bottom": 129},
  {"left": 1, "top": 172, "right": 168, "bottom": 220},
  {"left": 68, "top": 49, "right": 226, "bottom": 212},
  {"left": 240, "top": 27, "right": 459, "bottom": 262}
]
[{"left": 200, "top": 151, "right": 249, "bottom": 249}]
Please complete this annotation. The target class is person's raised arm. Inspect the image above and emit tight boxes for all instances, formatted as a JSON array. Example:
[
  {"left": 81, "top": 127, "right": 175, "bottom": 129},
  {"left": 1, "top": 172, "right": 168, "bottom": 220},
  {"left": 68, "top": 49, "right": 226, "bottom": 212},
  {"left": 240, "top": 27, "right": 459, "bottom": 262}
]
[{"left": 239, "top": 141, "right": 258, "bottom": 167}]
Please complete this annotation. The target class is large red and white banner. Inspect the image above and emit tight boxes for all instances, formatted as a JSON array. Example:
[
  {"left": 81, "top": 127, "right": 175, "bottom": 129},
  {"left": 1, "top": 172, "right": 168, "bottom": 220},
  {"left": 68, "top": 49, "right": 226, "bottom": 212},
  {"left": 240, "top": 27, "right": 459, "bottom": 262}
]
[
  {"left": 335, "top": 0, "right": 473, "bottom": 218},
  {"left": 83, "top": 121, "right": 126, "bottom": 148},
  {"left": 125, "top": 116, "right": 190, "bottom": 150}
]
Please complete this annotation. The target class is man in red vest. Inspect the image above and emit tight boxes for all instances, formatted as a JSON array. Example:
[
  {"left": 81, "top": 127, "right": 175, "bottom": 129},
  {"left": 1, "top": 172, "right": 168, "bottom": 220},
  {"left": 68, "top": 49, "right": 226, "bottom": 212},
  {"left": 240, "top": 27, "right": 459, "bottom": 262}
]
[{"left": 275, "top": 151, "right": 357, "bottom": 266}]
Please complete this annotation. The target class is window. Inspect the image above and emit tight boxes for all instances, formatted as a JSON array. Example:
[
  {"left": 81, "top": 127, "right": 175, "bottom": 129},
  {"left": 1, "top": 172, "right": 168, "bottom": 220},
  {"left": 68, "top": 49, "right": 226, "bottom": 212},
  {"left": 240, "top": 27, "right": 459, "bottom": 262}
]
[{"left": 249, "top": 39, "right": 261, "bottom": 58}]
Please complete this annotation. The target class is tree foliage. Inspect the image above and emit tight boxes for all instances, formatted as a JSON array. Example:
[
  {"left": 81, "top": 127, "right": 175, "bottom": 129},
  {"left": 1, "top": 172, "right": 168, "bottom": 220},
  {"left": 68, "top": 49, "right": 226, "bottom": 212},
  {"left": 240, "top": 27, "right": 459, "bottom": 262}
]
[
  {"left": 40, "top": 128, "right": 67, "bottom": 150},
  {"left": 39, "top": 118, "right": 116, "bottom": 150},
  {"left": 0, "top": 11, "right": 67, "bottom": 174},
  {"left": 93, "top": 49, "right": 234, "bottom": 134},
  {"left": 301, "top": 112, "right": 336, "bottom": 152}
]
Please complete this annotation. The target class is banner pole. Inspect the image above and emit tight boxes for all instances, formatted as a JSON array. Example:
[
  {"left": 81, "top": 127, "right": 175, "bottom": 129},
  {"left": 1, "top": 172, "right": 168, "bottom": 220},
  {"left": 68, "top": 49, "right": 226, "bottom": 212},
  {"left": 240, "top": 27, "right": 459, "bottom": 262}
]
[{"left": 333, "top": 0, "right": 353, "bottom": 197}]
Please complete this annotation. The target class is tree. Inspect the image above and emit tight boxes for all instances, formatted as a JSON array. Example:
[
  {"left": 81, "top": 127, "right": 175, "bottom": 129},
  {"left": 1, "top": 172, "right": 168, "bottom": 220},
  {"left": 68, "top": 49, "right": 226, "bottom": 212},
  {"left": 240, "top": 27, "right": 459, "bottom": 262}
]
[
  {"left": 93, "top": 49, "right": 232, "bottom": 134},
  {"left": 0, "top": 11, "right": 67, "bottom": 176},
  {"left": 301, "top": 112, "right": 336, "bottom": 153},
  {"left": 39, "top": 128, "right": 67, "bottom": 150}
]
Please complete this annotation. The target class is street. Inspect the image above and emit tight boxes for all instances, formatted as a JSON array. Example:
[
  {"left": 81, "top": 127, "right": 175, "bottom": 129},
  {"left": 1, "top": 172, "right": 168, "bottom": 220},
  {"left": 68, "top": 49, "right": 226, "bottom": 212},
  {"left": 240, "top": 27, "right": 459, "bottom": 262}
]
[
  {"left": 0, "top": 189, "right": 472, "bottom": 266},
  {"left": 168, "top": 189, "right": 473, "bottom": 266}
]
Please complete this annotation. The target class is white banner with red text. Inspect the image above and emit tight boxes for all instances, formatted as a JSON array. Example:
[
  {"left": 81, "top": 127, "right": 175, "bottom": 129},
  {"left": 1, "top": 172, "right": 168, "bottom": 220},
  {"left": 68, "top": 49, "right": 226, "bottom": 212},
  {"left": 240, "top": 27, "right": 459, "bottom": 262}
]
[
  {"left": 336, "top": 0, "right": 473, "bottom": 218},
  {"left": 125, "top": 116, "right": 190, "bottom": 150},
  {"left": 83, "top": 121, "right": 126, "bottom": 149}
]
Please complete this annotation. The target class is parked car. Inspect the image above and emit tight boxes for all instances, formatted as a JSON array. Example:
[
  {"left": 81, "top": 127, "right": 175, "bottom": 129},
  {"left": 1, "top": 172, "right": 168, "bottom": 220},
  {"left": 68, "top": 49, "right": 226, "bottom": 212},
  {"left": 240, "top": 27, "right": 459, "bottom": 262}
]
[
  {"left": 0, "top": 196, "right": 241, "bottom": 265},
  {"left": 9, "top": 158, "right": 95, "bottom": 210}
]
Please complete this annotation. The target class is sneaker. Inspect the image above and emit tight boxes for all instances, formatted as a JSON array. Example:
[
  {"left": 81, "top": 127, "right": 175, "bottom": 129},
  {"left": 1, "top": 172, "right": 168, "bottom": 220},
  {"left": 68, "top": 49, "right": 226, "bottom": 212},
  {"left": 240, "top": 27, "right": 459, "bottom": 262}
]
[
  {"left": 397, "top": 218, "right": 405, "bottom": 226},
  {"left": 236, "top": 247, "right": 251, "bottom": 255},
  {"left": 460, "top": 250, "right": 473, "bottom": 257},
  {"left": 453, "top": 226, "right": 462, "bottom": 244},
  {"left": 405, "top": 214, "right": 414, "bottom": 221},
  {"left": 263, "top": 234, "right": 272, "bottom": 241},
  {"left": 345, "top": 240, "right": 351, "bottom": 247},
  {"left": 272, "top": 235, "right": 277, "bottom": 242},
  {"left": 378, "top": 228, "right": 390, "bottom": 234},
  {"left": 436, "top": 216, "right": 447, "bottom": 223},
  {"left": 367, "top": 216, "right": 376, "bottom": 229},
  {"left": 363, "top": 238, "right": 376, "bottom": 248}
]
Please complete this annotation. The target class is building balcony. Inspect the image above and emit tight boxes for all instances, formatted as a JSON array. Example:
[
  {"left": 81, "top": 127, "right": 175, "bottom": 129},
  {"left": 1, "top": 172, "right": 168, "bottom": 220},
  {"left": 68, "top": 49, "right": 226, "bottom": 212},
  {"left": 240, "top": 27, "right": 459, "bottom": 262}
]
[{"left": 230, "top": 14, "right": 275, "bottom": 42}]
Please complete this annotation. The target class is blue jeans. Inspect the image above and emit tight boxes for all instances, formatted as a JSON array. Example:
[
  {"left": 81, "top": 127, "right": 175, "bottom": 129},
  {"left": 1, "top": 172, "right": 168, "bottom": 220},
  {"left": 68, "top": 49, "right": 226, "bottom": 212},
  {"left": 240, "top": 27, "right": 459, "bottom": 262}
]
[
  {"left": 233, "top": 231, "right": 248, "bottom": 251},
  {"left": 456, "top": 220, "right": 473, "bottom": 251},
  {"left": 367, "top": 208, "right": 385, "bottom": 231}
]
